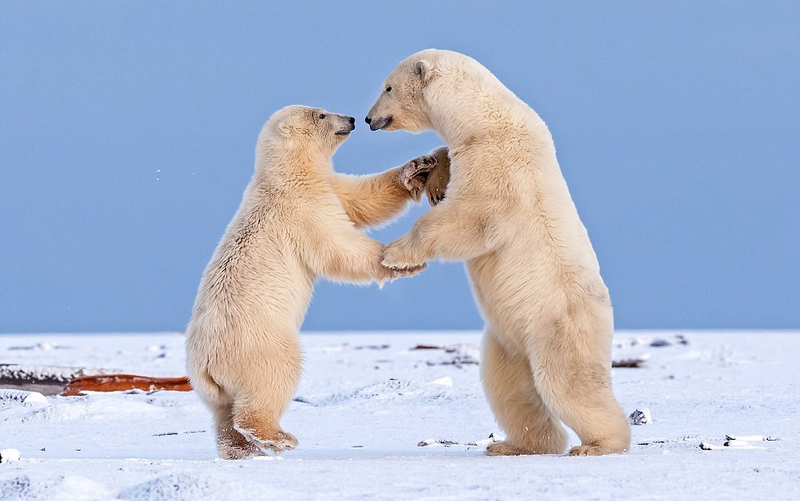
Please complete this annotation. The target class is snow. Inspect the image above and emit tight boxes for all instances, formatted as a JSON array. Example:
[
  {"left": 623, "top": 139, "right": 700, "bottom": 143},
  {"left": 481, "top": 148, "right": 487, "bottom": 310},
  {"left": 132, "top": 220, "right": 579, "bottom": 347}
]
[
  {"left": 1, "top": 331, "right": 798, "bottom": 500},
  {"left": 0, "top": 390, "right": 48, "bottom": 407}
]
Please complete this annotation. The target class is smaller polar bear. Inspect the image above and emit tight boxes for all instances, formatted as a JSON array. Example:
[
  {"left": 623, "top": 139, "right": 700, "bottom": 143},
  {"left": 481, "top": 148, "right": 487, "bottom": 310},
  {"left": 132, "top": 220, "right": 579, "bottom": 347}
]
[
  {"left": 186, "top": 105, "right": 437, "bottom": 459},
  {"left": 366, "top": 49, "right": 630, "bottom": 456}
]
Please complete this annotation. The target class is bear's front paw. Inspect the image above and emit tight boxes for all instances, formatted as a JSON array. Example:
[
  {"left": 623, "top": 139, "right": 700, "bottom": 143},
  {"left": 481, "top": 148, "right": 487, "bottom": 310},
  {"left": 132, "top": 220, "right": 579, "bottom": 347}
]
[
  {"left": 485, "top": 441, "right": 530, "bottom": 456},
  {"left": 425, "top": 164, "right": 450, "bottom": 207},
  {"left": 398, "top": 154, "right": 439, "bottom": 201},
  {"left": 382, "top": 240, "right": 426, "bottom": 270},
  {"left": 387, "top": 263, "right": 427, "bottom": 279},
  {"left": 567, "top": 443, "right": 627, "bottom": 456}
]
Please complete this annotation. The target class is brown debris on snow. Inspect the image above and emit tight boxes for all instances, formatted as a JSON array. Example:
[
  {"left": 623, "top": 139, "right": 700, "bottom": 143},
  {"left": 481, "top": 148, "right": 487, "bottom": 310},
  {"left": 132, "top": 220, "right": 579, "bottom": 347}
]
[
  {"left": 0, "top": 364, "right": 112, "bottom": 395},
  {"left": 411, "top": 344, "right": 457, "bottom": 352},
  {"left": 612, "top": 357, "right": 648, "bottom": 368},
  {"left": 61, "top": 374, "right": 192, "bottom": 396}
]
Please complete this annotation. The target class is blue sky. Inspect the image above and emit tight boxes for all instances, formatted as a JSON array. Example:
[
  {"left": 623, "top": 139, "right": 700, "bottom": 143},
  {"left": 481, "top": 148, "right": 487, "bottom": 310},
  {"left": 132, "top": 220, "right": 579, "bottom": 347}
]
[{"left": 1, "top": 1, "right": 798, "bottom": 333}]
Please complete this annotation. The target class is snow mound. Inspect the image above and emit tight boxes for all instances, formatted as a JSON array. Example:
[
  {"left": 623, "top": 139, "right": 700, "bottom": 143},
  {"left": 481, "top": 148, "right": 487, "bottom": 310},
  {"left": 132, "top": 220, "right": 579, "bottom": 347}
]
[
  {"left": 0, "top": 389, "right": 48, "bottom": 407},
  {"left": 324, "top": 379, "right": 452, "bottom": 405},
  {"left": 119, "top": 474, "right": 218, "bottom": 501},
  {"left": 0, "top": 475, "right": 111, "bottom": 501},
  {"left": 119, "top": 474, "right": 224, "bottom": 501},
  {"left": 13, "top": 394, "right": 159, "bottom": 424}
]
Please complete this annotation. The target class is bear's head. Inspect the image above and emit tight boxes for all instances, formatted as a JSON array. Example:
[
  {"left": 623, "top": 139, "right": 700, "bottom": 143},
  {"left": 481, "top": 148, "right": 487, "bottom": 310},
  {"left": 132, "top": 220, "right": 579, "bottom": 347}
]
[
  {"left": 364, "top": 49, "right": 444, "bottom": 134},
  {"left": 267, "top": 105, "right": 356, "bottom": 154}
]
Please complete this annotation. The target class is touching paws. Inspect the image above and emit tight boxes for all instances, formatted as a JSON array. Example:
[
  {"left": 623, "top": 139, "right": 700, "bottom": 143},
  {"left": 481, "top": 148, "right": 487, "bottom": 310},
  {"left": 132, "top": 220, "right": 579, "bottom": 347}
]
[
  {"left": 381, "top": 238, "right": 427, "bottom": 271},
  {"left": 398, "top": 153, "right": 439, "bottom": 202},
  {"left": 375, "top": 243, "right": 426, "bottom": 285},
  {"left": 386, "top": 263, "right": 427, "bottom": 279},
  {"left": 397, "top": 146, "right": 451, "bottom": 206},
  {"left": 375, "top": 261, "right": 425, "bottom": 287},
  {"left": 424, "top": 147, "right": 451, "bottom": 206}
]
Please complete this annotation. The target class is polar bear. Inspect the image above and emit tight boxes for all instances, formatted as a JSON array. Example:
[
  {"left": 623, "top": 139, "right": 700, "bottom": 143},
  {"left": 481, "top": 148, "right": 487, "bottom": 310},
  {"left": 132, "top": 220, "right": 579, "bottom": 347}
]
[
  {"left": 366, "top": 49, "right": 630, "bottom": 456},
  {"left": 186, "top": 105, "right": 436, "bottom": 459}
]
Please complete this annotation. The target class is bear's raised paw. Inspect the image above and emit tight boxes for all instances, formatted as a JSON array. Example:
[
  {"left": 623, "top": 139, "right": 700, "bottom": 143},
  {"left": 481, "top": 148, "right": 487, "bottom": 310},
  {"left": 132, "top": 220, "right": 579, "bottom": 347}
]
[{"left": 398, "top": 154, "right": 438, "bottom": 200}]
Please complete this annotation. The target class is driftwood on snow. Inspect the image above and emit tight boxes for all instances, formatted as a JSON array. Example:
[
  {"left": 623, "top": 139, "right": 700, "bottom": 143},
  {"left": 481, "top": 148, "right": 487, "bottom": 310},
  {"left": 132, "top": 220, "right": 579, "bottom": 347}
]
[
  {"left": 61, "top": 374, "right": 193, "bottom": 396},
  {"left": 0, "top": 364, "right": 193, "bottom": 396}
]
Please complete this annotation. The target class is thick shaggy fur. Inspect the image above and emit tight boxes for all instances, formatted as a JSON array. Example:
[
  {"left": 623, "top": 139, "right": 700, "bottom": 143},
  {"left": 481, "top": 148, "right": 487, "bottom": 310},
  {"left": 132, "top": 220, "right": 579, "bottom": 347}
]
[
  {"left": 186, "top": 105, "right": 427, "bottom": 459},
  {"left": 367, "top": 50, "right": 630, "bottom": 456}
]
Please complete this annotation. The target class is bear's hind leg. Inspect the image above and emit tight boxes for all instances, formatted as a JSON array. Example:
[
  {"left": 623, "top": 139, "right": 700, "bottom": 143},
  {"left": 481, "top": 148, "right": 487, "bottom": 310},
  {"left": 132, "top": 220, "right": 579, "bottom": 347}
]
[
  {"left": 233, "top": 403, "right": 298, "bottom": 454},
  {"left": 231, "top": 342, "right": 302, "bottom": 454},
  {"left": 531, "top": 325, "right": 630, "bottom": 456},
  {"left": 481, "top": 330, "right": 568, "bottom": 456},
  {"left": 213, "top": 402, "right": 265, "bottom": 460},
  {"left": 234, "top": 409, "right": 297, "bottom": 453}
]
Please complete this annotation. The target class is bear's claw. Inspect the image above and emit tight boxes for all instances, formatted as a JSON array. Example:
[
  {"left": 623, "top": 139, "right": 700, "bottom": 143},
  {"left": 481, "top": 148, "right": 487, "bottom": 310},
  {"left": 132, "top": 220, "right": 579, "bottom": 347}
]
[
  {"left": 381, "top": 242, "right": 426, "bottom": 271},
  {"left": 399, "top": 155, "right": 438, "bottom": 193}
]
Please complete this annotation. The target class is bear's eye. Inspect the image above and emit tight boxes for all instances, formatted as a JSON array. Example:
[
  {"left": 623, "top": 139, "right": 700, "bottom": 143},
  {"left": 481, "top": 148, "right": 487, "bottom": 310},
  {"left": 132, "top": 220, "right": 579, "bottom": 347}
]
[
  {"left": 385, "top": 85, "right": 392, "bottom": 93},
  {"left": 318, "top": 113, "right": 326, "bottom": 119}
]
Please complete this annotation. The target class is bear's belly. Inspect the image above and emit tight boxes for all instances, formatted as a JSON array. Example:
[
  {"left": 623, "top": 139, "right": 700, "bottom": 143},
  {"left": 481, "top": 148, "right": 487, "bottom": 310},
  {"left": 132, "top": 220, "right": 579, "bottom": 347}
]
[
  {"left": 465, "top": 249, "right": 610, "bottom": 338},
  {"left": 189, "top": 255, "right": 315, "bottom": 347}
]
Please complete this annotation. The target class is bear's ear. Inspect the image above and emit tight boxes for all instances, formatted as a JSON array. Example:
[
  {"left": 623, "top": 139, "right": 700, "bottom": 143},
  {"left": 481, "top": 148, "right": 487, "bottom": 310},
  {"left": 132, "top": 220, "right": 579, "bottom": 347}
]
[{"left": 414, "top": 59, "right": 432, "bottom": 83}]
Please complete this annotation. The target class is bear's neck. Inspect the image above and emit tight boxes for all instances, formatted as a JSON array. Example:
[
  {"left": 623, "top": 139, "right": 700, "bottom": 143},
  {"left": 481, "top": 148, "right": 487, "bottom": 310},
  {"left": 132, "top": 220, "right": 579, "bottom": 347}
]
[
  {"left": 427, "top": 77, "right": 551, "bottom": 151},
  {"left": 255, "top": 140, "right": 332, "bottom": 177}
]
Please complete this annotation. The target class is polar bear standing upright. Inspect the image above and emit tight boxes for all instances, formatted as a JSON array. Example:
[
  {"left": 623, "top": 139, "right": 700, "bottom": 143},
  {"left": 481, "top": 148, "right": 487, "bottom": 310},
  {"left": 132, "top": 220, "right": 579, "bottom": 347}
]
[
  {"left": 186, "top": 105, "right": 434, "bottom": 459},
  {"left": 366, "top": 50, "right": 630, "bottom": 456}
]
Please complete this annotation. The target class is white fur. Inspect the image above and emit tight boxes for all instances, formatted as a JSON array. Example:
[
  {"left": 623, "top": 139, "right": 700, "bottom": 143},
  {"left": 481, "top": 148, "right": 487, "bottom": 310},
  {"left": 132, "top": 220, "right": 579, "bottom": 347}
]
[
  {"left": 370, "top": 50, "right": 631, "bottom": 456},
  {"left": 186, "top": 105, "right": 424, "bottom": 459}
]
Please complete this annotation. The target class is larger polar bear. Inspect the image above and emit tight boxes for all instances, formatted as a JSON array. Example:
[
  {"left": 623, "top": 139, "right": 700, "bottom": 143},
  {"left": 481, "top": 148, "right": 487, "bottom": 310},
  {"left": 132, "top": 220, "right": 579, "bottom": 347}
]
[
  {"left": 186, "top": 105, "right": 434, "bottom": 459},
  {"left": 366, "top": 49, "right": 630, "bottom": 456}
]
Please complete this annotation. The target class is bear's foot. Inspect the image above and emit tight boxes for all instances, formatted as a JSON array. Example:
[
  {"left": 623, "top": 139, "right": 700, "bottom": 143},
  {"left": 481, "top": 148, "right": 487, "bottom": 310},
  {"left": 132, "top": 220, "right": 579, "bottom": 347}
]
[
  {"left": 217, "top": 423, "right": 270, "bottom": 460},
  {"left": 219, "top": 442, "right": 267, "bottom": 460},
  {"left": 568, "top": 443, "right": 627, "bottom": 456},
  {"left": 234, "top": 425, "right": 298, "bottom": 453},
  {"left": 485, "top": 441, "right": 531, "bottom": 456}
]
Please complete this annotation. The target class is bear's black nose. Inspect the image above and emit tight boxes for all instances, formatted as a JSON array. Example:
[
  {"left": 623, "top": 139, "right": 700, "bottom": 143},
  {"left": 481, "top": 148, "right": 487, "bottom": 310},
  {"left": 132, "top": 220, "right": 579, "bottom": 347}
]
[
  {"left": 348, "top": 116, "right": 355, "bottom": 125},
  {"left": 364, "top": 116, "right": 372, "bottom": 125}
]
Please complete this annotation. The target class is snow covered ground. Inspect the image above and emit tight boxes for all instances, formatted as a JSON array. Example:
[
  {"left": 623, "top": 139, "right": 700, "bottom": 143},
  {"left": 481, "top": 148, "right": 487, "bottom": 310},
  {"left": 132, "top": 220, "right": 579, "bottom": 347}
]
[{"left": 1, "top": 331, "right": 798, "bottom": 500}]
